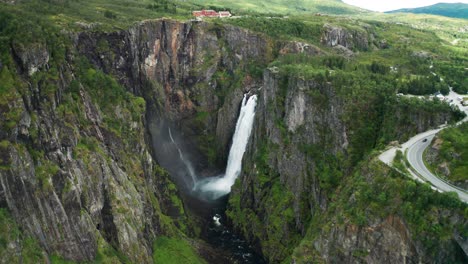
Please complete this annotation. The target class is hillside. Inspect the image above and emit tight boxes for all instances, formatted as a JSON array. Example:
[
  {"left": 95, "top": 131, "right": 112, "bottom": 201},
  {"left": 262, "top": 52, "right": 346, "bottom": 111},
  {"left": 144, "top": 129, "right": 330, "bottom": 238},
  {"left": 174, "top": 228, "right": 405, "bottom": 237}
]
[
  {"left": 191, "top": 0, "right": 369, "bottom": 15},
  {"left": 386, "top": 3, "right": 468, "bottom": 19}
]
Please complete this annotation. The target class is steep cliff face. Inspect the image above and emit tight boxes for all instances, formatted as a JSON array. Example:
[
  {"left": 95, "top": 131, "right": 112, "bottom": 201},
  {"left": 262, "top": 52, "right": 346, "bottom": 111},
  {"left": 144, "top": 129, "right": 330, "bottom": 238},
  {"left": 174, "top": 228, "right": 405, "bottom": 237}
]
[
  {"left": 227, "top": 69, "right": 347, "bottom": 262},
  {"left": 0, "top": 41, "right": 184, "bottom": 262},
  {"left": 76, "top": 20, "right": 272, "bottom": 165},
  {"left": 305, "top": 159, "right": 467, "bottom": 264},
  {"left": 0, "top": 18, "right": 275, "bottom": 262},
  {"left": 226, "top": 69, "right": 466, "bottom": 263},
  {"left": 314, "top": 215, "right": 417, "bottom": 263},
  {"left": 310, "top": 208, "right": 466, "bottom": 263}
]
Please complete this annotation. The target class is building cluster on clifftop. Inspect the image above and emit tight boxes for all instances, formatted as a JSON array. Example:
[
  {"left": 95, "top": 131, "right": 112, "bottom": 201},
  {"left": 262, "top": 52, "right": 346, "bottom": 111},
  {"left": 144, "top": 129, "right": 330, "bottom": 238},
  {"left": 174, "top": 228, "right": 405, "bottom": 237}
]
[{"left": 192, "top": 9, "right": 231, "bottom": 18}]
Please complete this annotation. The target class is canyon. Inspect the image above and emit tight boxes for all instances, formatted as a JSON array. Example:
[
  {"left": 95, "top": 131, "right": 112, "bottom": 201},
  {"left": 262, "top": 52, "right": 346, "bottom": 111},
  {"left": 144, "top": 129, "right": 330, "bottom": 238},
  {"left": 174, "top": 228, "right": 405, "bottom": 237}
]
[{"left": 0, "top": 16, "right": 466, "bottom": 263}]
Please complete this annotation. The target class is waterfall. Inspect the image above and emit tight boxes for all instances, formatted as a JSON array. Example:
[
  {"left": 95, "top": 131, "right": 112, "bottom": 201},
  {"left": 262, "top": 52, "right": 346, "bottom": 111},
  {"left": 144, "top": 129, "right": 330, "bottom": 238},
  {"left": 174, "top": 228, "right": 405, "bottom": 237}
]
[
  {"left": 168, "top": 127, "right": 198, "bottom": 187},
  {"left": 195, "top": 94, "right": 258, "bottom": 200}
]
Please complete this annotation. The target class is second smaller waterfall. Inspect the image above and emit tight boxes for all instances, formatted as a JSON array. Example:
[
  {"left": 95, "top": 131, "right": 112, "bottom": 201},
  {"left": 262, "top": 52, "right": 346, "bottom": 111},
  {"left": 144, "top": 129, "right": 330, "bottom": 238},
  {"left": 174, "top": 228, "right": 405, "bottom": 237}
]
[{"left": 169, "top": 127, "right": 198, "bottom": 187}]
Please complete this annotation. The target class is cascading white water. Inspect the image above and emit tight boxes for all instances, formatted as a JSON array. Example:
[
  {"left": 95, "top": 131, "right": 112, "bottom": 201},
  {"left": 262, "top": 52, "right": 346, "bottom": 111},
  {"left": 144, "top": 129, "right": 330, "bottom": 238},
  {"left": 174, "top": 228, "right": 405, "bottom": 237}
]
[
  {"left": 195, "top": 94, "right": 258, "bottom": 199},
  {"left": 168, "top": 127, "right": 198, "bottom": 187}
]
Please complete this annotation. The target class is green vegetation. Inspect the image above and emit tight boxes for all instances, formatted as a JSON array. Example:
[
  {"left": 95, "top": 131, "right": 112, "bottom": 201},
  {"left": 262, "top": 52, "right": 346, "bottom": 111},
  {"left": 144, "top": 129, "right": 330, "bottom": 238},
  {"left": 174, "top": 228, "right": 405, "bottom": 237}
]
[
  {"left": 228, "top": 180, "right": 298, "bottom": 263},
  {"left": 301, "top": 145, "right": 344, "bottom": 192},
  {"left": 227, "top": 24, "right": 465, "bottom": 259},
  {"left": 0, "top": 0, "right": 196, "bottom": 33},
  {"left": 77, "top": 58, "right": 146, "bottom": 123},
  {"left": 386, "top": 3, "right": 468, "bottom": 19},
  {"left": 379, "top": 96, "right": 465, "bottom": 145},
  {"left": 291, "top": 157, "right": 467, "bottom": 262},
  {"left": 393, "top": 150, "right": 409, "bottom": 173},
  {"left": 397, "top": 74, "right": 449, "bottom": 95},
  {"left": 336, "top": 158, "right": 465, "bottom": 248},
  {"left": 231, "top": 13, "right": 467, "bottom": 261},
  {"left": 0, "top": 66, "right": 20, "bottom": 105},
  {"left": 438, "top": 62, "right": 468, "bottom": 94},
  {"left": 92, "top": 235, "right": 131, "bottom": 264},
  {"left": 0, "top": 65, "right": 23, "bottom": 131},
  {"left": 227, "top": 139, "right": 302, "bottom": 263},
  {"left": 50, "top": 236, "right": 131, "bottom": 264},
  {"left": 51, "top": 233, "right": 137, "bottom": 264},
  {"left": 0, "top": 140, "right": 11, "bottom": 170},
  {"left": 192, "top": 0, "right": 368, "bottom": 15},
  {"left": 51, "top": 254, "right": 80, "bottom": 264},
  {"left": 1, "top": 0, "right": 467, "bottom": 263},
  {"left": 358, "top": 13, "right": 468, "bottom": 69},
  {"left": 0, "top": 2, "right": 199, "bottom": 262},
  {"left": 152, "top": 236, "right": 206, "bottom": 264},
  {"left": 35, "top": 159, "right": 60, "bottom": 192},
  {"left": 226, "top": 17, "right": 323, "bottom": 44},
  {"left": 426, "top": 123, "right": 468, "bottom": 188},
  {"left": 0, "top": 208, "right": 45, "bottom": 263},
  {"left": 270, "top": 54, "right": 464, "bottom": 165}
]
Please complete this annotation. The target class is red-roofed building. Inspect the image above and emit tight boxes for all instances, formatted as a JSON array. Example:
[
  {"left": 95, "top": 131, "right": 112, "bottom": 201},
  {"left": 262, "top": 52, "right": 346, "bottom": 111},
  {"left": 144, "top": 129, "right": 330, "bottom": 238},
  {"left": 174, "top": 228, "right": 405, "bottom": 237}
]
[
  {"left": 219, "top": 11, "right": 231, "bottom": 18},
  {"left": 192, "top": 10, "right": 231, "bottom": 18}
]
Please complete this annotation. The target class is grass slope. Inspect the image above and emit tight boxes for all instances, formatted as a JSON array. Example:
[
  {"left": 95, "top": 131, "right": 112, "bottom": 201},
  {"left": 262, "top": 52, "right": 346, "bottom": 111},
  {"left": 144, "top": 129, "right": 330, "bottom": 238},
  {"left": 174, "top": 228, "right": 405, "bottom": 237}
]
[
  {"left": 0, "top": 0, "right": 197, "bottom": 32},
  {"left": 153, "top": 237, "right": 206, "bottom": 264},
  {"left": 191, "top": 0, "right": 368, "bottom": 15},
  {"left": 386, "top": 3, "right": 468, "bottom": 19}
]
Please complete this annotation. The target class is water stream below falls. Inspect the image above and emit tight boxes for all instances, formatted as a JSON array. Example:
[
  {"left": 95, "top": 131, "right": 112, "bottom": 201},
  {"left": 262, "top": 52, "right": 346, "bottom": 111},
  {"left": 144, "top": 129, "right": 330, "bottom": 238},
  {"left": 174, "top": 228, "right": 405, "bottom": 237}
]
[{"left": 202, "top": 200, "right": 266, "bottom": 264}]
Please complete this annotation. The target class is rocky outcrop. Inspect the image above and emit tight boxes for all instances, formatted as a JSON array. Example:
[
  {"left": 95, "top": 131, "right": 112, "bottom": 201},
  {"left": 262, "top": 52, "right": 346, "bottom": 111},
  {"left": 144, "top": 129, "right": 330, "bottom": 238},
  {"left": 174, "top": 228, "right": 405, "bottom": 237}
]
[
  {"left": 279, "top": 41, "right": 323, "bottom": 56},
  {"left": 12, "top": 43, "right": 49, "bottom": 75},
  {"left": 314, "top": 216, "right": 417, "bottom": 263},
  {"left": 321, "top": 23, "right": 370, "bottom": 51},
  {"left": 412, "top": 50, "right": 432, "bottom": 59},
  {"left": 333, "top": 44, "right": 355, "bottom": 57},
  {"left": 0, "top": 0, "right": 17, "bottom": 4},
  {"left": 302, "top": 210, "right": 466, "bottom": 264}
]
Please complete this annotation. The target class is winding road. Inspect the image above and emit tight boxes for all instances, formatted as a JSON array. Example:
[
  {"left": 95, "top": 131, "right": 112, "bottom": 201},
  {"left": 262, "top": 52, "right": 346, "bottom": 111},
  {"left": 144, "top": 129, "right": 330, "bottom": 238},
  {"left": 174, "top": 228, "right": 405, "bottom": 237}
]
[
  {"left": 406, "top": 133, "right": 468, "bottom": 203},
  {"left": 379, "top": 89, "right": 468, "bottom": 203}
]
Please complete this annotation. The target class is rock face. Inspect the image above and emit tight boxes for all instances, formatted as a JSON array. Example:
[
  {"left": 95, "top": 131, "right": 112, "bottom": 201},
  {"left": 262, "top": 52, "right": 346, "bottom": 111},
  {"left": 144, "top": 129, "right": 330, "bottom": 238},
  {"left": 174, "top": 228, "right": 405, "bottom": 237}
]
[
  {"left": 0, "top": 17, "right": 465, "bottom": 264},
  {"left": 12, "top": 43, "right": 49, "bottom": 75},
  {"left": 279, "top": 41, "right": 323, "bottom": 56},
  {"left": 315, "top": 216, "right": 416, "bottom": 263},
  {"left": 227, "top": 70, "right": 348, "bottom": 262},
  {"left": 226, "top": 69, "right": 465, "bottom": 263},
  {"left": 321, "top": 23, "right": 370, "bottom": 51},
  {"left": 312, "top": 212, "right": 466, "bottom": 263},
  {"left": 0, "top": 82, "right": 154, "bottom": 262},
  {"left": 75, "top": 20, "right": 272, "bottom": 166},
  {"left": 0, "top": 55, "right": 175, "bottom": 262},
  {"left": 0, "top": 19, "right": 274, "bottom": 262}
]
